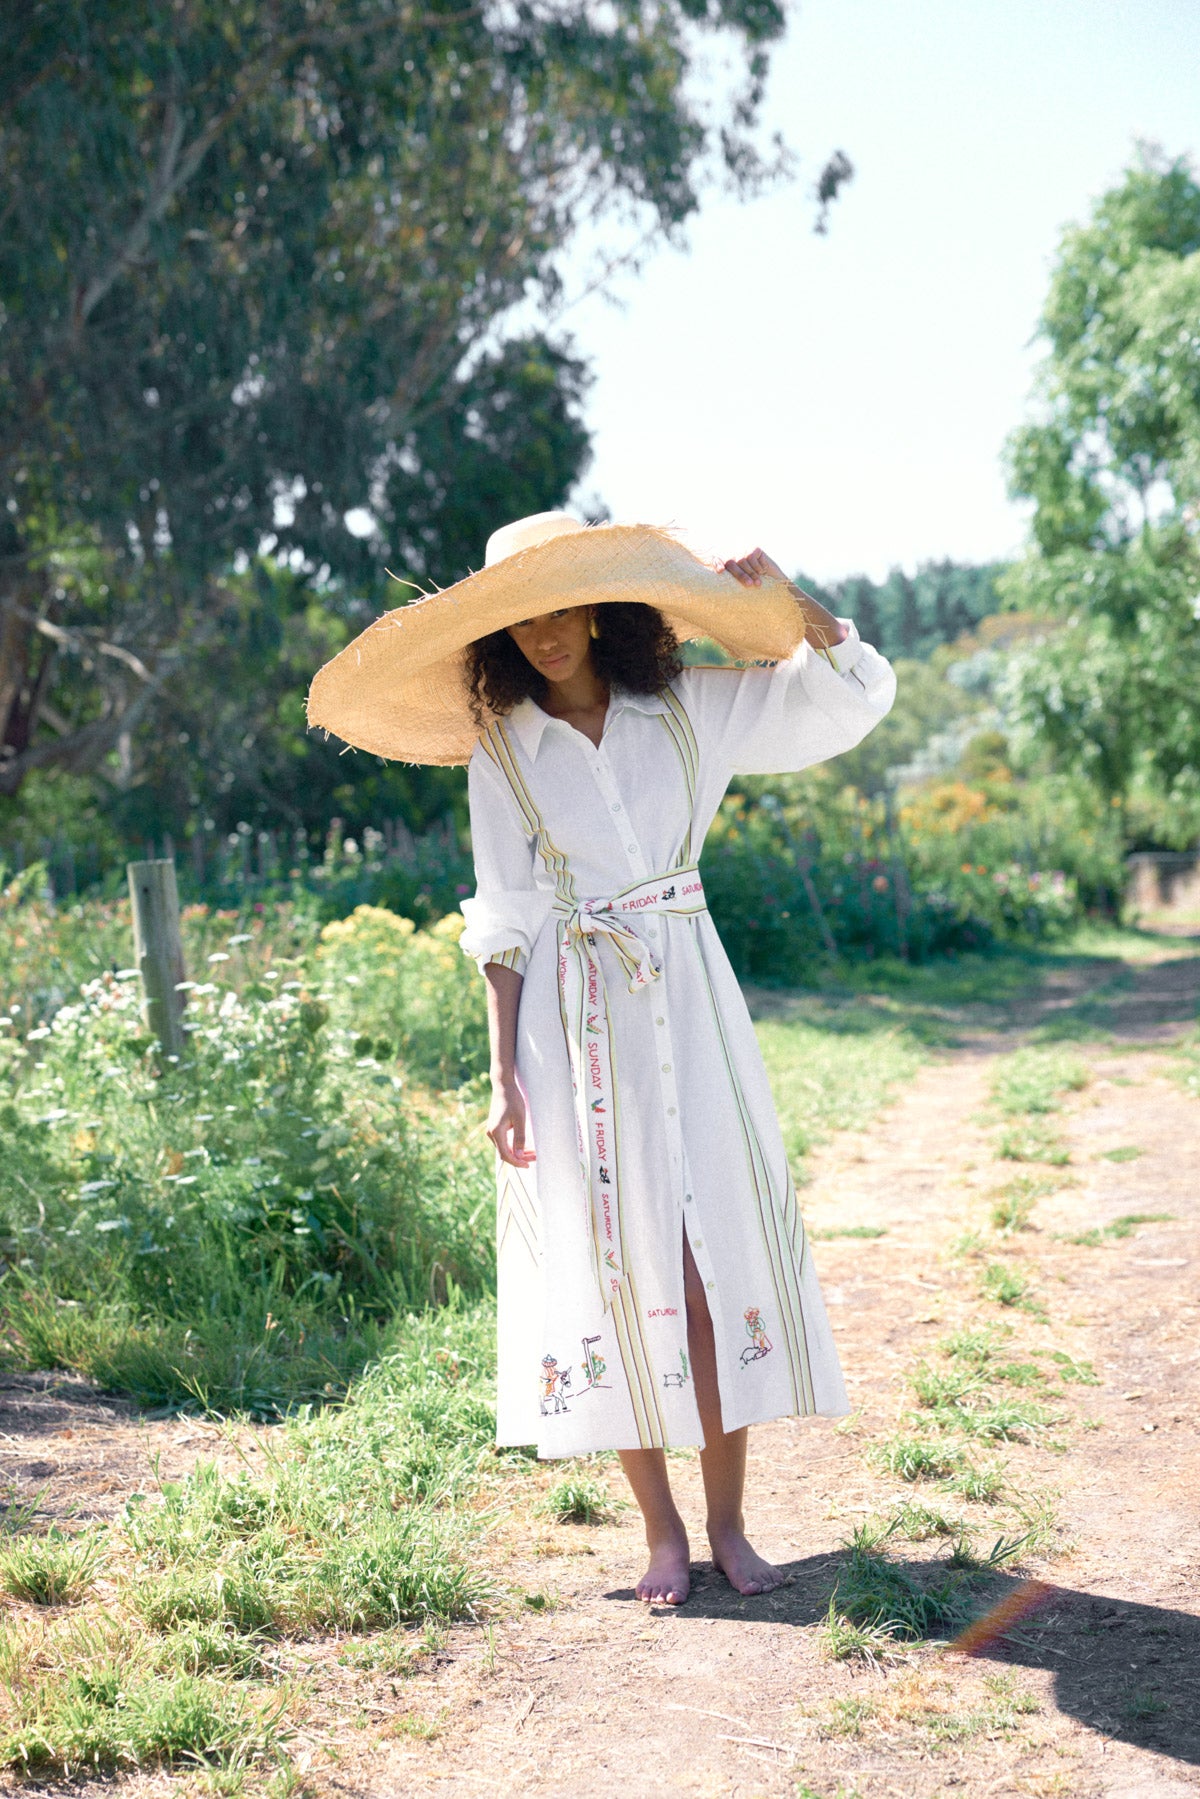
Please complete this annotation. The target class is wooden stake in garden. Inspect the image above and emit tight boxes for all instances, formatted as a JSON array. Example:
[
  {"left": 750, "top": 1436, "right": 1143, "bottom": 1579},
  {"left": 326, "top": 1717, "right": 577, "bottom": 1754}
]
[{"left": 127, "top": 858, "right": 187, "bottom": 1059}]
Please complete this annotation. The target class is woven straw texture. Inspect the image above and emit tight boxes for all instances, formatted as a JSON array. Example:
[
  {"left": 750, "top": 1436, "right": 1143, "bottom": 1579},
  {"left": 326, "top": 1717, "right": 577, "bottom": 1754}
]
[{"left": 306, "top": 523, "right": 808, "bottom": 766}]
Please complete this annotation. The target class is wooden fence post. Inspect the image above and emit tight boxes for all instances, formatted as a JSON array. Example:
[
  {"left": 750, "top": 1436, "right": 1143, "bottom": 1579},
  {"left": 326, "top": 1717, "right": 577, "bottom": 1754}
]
[{"left": 127, "top": 858, "right": 187, "bottom": 1059}]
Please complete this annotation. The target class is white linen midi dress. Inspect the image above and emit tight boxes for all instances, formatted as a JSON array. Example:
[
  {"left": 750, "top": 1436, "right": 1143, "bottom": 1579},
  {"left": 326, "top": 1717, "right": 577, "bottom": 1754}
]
[{"left": 460, "top": 620, "right": 896, "bottom": 1457}]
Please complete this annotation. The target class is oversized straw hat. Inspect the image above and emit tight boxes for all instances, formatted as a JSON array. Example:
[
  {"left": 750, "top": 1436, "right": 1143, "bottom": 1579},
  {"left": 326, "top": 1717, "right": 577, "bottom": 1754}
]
[{"left": 306, "top": 511, "right": 808, "bottom": 766}]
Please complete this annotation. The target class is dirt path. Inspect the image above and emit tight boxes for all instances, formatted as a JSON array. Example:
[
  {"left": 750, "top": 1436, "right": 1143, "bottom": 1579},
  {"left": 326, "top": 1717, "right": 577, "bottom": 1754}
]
[
  {"left": 3, "top": 944, "right": 1198, "bottom": 1799},
  {"left": 335, "top": 945, "right": 1200, "bottom": 1799}
]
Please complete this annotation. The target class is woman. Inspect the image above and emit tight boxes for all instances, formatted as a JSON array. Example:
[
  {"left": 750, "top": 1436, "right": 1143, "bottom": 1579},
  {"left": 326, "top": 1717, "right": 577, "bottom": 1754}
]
[{"left": 307, "top": 511, "right": 896, "bottom": 1607}]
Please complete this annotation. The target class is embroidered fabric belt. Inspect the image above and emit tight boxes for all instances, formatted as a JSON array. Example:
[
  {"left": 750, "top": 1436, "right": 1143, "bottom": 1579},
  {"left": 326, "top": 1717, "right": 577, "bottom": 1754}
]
[{"left": 552, "top": 866, "right": 708, "bottom": 1310}]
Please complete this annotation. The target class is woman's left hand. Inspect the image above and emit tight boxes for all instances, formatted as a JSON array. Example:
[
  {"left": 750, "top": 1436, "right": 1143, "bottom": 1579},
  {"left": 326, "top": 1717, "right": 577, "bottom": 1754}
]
[
  {"left": 719, "top": 545, "right": 850, "bottom": 649},
  {"left": 720, "top": 547, "right": 786, "bottom": 587}
]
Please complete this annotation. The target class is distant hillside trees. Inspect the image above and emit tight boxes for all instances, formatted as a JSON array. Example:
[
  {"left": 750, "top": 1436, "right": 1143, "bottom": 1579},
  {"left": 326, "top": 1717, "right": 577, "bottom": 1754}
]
[{"left": 799, "top": 561, "right": 1005, "bottom": 663}]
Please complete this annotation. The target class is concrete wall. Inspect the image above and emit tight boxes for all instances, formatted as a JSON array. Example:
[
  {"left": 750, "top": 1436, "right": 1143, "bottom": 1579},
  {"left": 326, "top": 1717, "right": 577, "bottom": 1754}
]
[{"left": 1126, "top": 851, "right": 1200, "bottom": 916}]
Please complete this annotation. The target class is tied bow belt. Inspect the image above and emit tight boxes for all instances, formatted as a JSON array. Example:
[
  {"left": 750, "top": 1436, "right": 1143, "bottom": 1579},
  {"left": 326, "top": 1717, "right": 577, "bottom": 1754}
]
[{"left": 552, "top": 865, "right": 708, "bottom": 1310}]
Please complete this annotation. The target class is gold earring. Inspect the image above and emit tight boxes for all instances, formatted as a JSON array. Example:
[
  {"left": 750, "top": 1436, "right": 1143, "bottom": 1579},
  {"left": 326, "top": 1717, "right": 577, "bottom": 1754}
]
[{"left": 589, "top": 615, "right": 600, "bottom": 640}]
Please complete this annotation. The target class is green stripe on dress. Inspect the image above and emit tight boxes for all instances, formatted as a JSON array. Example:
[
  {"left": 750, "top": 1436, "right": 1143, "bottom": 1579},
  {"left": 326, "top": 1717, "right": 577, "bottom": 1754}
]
[{"left": 692, "top": 930, "right": 817, "bottom": 1413}]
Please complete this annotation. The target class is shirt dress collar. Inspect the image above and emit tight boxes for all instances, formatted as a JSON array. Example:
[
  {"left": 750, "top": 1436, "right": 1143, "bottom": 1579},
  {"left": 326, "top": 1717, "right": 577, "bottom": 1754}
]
[{"left": 508, "top": 687, "right": 671, "bottom": 760}]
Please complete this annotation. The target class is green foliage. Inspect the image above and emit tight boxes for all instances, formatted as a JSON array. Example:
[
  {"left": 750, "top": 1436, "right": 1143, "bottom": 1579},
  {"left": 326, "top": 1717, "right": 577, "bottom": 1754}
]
[
  {"left": 942, "top": 1463, "right": 1008, "bottom": 1505},
  {"left": 1, "top": 1660, "right": 286, "bottom": 1779},
  {"left": 1064, "top": 1211, "right": 1175, "bottom": 1247},
  {"left": 823, "top": 1536, "right": 975, "bottom": 1657},
  {"left": 1, "top": 0, "right": 786, "bottom": 811},
  {"left": 118, "top": 1303, "right": 500, "bottom": 1633},
  {"left": 994, "top": 1121, "right": 1070, "bottom": 1165},
  {"left": 987, "top": 1047, "right": 1086, "bottom": 1170},
  {"left": 1049, "top": 1351, "right": 1099, "bottom": 1385},
  {"left": 537, "top": 1475, "right": 614, "bottom": 1526},
  {"left": 809, "top": 1224, "right": 887, "bottom": 1240},
  {"left": 1176, "top": 1028, "right": 1200, "bottom": 1101},
  {"left": 829, "top": 656, "right": 978, "bottom": 799},
  {"left": 703, "top": 773, "right": 1082, "bottom": 982},
  {"left": 1002, "top": 150, "right": 1200, "bottom": 811},
  {"left": 868, "top": 1436, "right": 965, "bottom": 1483},
  {"left": 989, "top": 1175, "right": 1059, "bottom": 1234},
  {"left": 798, "top": 562, "right": 1005, "bottom": 664},
  {"left": 887, "top": 1502, "right": 966, "bottom": 1543},
  {"left": 316, "top": 906, "right": 487, "bottom": 1088},
  {"left": 0, "top": 899, "right": 494, "bottom": 1413},
  {"left": 979, "top": 1263, "right": 1038, "bottom": 1311},
  {"left": 0, "top": 1306, "right": 503, "bottom": 1784},
  {"left": 989, "top": 1048, "right": 1089, "bottom": 1116},
  {"left": 0, "top": 1532, "right": 105, "bottom": 1607},
  {"left": 753, "top": 1003, "right": 926, "bottom": 1176}
]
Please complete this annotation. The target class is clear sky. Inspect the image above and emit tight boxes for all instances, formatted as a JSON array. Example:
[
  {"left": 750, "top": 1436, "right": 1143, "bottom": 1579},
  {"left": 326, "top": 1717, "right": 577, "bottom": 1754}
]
[{"left": 561, "top": 0, "right": 1200, "bottom": 582}]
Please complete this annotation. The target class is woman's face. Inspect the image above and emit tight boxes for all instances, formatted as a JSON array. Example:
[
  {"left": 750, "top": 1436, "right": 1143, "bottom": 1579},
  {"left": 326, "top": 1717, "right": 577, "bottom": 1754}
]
[{"left": 506, "top": 606, "right": 594, "bottom": 685}]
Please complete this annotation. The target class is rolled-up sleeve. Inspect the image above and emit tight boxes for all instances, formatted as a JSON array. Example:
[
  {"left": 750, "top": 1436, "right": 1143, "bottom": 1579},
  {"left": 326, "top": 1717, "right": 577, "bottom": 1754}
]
[
  {"left": 683, "top": 619, "right": 896, "bottom": 778},
  {"left": 460, "top": 746, "right": 554, "bottom": 976}
]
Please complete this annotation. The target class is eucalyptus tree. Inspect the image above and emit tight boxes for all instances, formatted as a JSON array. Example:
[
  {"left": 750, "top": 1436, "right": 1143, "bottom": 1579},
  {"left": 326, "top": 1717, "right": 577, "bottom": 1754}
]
[
  {"left": 1001, "top": 150, "right": 1200, "bottom": 808},
  {"left": 0, "top": 0, "right": 787, "bottom": 801}
]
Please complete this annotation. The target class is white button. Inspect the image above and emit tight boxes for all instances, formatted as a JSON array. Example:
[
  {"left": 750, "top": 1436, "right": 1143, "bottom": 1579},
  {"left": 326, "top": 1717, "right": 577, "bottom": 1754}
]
[
  {"left": 685, "top": 1193, "right": 692, "bottom": 1203},
  {"left": 626, "top": 844, "right": 637, "bottom": 854},
  {"left": 661, "top": 1063, "right": 671, "bottom": 1073},
  {"left": 655, "top": 1016, "right": 665, "bottom": 1026},
  {"left": 706, "top": 1281, "right": 715, "bottom": 1291},
  {"left": 667, "top": 1106, "right": 677, "bottom": 1116},
  {"left": 611, "top": 802, "right": 622, "bottom": 812},
  {"left": 693, "top": 1239, "right": 702, "bottom": 1249}
]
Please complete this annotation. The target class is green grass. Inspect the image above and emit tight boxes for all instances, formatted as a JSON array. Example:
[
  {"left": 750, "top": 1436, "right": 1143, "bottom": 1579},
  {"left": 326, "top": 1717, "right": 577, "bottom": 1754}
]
[
  {"left": 910, "top": 1363, "right": 987, "bottom": 1408},
  {"left": 994, "top": 1122, "right": 1071, "bottom": 1164},
  {"left": 1049, "top": 1350, "right": 1099, "bottom": 1384},
  {"left": 753, "top": 1004, "right": 927, "bottom": 1178},
  {"left": 0, "top": 1303, "right": 505, "bottom": 1777},
  {"left": 986, "top": 1046, "right": 1090, "bottom": 1168},
  {"left": 929, "top": 1399, "right": 1057, "bottom": 1443},
  {"left": 1100, "top": 1144, "right": 1143, "bottom": 1163},
  {"left": 939, "top": 1325, "right": 1010, "bottom": 1363},
  {"left": 822, "top": 1500, "right": 1047, "bottom": 1664},
  {"left": 990, "top": 1048, "right": 1089, "bottom": 1117},
  {"left": 809, "top": 1223, "right": 888, "bottom": 1240},
  {"left": 537, "top": 1475, "right": 615, "bottom": 1526},
  {"left": 989, "top": 1174, "right": 1060, "bottom": 1234},
  {"left": 979, "top": 1262, "right": 1046, "bottom": 1314},
  {"left": 886, "top": 1501, "right": 967, "bottom": 1542},
  {"left": 823, "top": 1537, "right": 975, "bottom": 1658},
  {"left": 868, "top": 1435, "right": 966, "bottom": 1483},
  {"left": 1063, "top": 1211, "right": 1176, "bottom": 1247},
  {"left": 0, "top": 1531, "right": 105, "bottom": 1606},
  {"left": 1177, "top": 1029, "right": 1200, "bottom": 1101},
  {"left": 942, "top": 1462, "right": 1008, "bottom": 1504}
]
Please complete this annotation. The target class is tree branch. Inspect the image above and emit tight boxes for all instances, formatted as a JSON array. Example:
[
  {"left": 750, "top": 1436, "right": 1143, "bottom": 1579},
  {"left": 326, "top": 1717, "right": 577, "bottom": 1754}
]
[{"left": 70, "top": 4, "right": 486, "bottom": 331}]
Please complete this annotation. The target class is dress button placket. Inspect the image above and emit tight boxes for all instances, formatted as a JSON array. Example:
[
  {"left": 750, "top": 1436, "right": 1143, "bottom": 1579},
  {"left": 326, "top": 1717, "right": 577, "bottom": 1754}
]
[{"left": 589, "top": 729, "right": 693, "bottom": 1276}]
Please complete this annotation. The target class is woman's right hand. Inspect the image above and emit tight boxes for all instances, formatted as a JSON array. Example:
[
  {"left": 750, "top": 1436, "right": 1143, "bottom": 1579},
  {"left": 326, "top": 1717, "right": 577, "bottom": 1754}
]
[{"left": 487, "top": 1077, "right": 536, "bottom": 1169}]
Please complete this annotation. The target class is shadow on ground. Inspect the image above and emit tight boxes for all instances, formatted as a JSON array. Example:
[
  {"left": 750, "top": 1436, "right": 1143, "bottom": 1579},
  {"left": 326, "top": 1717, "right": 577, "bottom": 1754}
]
[{"left": 606, "top": 1555, "right": 1200, "bottom": 1768}]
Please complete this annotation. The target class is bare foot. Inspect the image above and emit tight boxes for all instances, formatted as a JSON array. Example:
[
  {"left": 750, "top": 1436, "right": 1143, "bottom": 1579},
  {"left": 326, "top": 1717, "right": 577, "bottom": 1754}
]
[
  {"left": 708, "top": 1527, "right": 784, "bottom": 1596},
  {"left": 635, "top": 1532, "right": 691, "bottom": 1605}
]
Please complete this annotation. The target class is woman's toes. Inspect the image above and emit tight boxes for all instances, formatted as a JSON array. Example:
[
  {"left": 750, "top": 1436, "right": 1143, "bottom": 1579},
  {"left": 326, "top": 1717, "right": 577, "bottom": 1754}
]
[{"left": 635, "top": 1544, "right": 691, "bottom": 1605}]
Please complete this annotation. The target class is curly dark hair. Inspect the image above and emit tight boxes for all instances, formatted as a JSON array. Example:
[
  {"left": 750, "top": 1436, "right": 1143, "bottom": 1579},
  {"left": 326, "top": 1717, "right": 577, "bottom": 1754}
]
[{"left": 465, "top": 603, "right": 682, "bottom": 726}]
